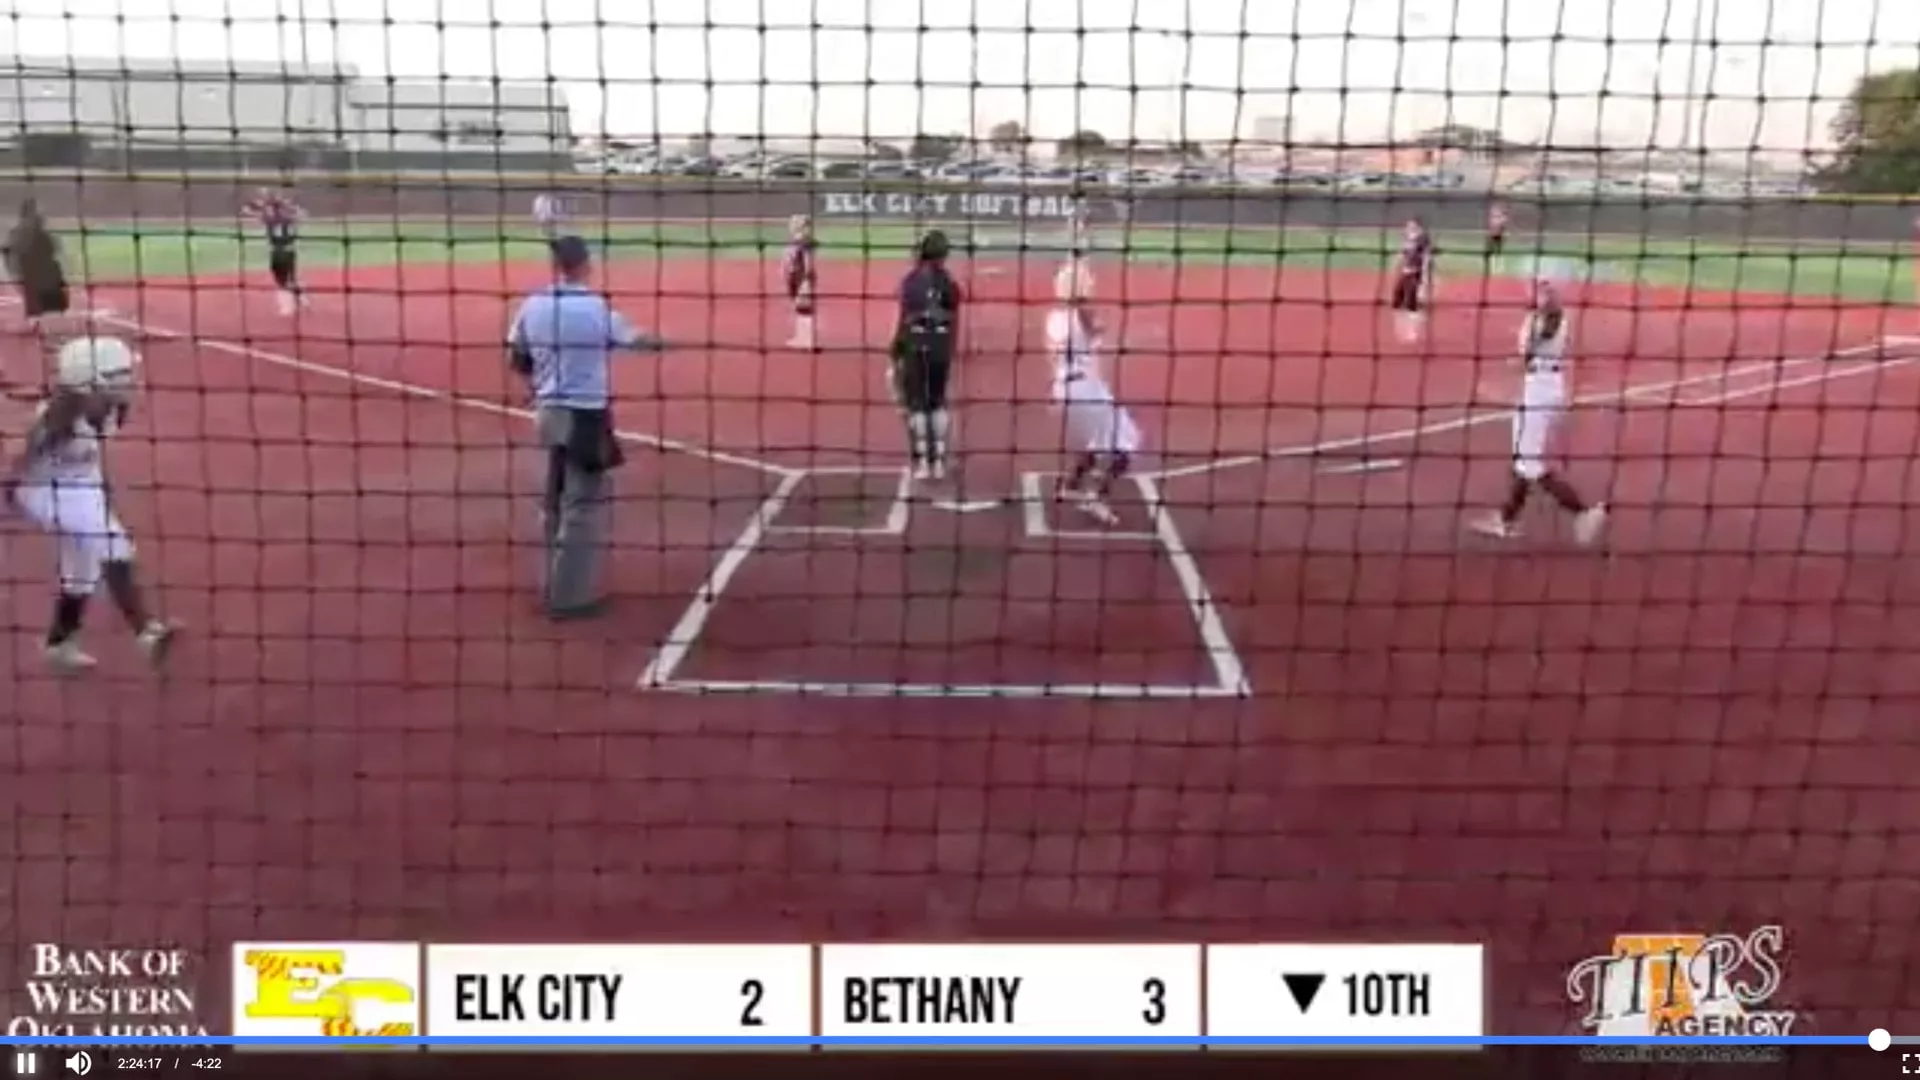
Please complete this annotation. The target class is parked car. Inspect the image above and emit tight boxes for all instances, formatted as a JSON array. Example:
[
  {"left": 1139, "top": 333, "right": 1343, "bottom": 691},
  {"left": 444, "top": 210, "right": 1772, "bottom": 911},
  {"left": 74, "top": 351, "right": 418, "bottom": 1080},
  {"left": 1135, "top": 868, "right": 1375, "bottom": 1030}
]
[
  {"left": 753, "top": 158, "right": 808, "bottom": 180},
  {"left": 605, "top": 156, "right": 663, "bottom": 175}
]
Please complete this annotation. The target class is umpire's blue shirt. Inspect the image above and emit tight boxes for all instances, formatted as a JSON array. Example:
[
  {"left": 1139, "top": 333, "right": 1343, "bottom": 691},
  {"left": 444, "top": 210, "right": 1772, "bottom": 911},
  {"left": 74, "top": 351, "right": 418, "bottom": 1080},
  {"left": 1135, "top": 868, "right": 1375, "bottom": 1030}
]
[{"left": 507, "top": 283, "right": 641, "bottom": 410}]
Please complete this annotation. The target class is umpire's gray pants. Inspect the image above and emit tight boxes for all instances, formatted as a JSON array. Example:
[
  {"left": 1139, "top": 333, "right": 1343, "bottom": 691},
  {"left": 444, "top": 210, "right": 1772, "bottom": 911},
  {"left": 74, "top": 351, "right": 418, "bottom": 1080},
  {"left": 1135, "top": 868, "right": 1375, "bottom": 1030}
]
[{"left": 536, "top": 405, "right": 609, "bottom": 614}]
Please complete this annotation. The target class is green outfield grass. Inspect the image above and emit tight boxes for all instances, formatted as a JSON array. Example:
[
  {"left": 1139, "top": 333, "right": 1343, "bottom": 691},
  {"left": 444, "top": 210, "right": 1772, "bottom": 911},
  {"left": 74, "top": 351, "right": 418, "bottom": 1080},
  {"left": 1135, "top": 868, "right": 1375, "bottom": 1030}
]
[{"left": 48, "top": 218, "right": 1914, "bottom": 302}]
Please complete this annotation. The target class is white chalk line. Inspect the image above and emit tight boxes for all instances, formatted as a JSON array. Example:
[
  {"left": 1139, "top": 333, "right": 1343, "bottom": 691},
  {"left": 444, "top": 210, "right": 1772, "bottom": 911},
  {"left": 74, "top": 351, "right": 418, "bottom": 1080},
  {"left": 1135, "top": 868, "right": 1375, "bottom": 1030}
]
[
  {"left": 639, "top": 468, "right": 1252, "bottom": 698},
  {"left": 1318, "top": 457, "right": 1407, "bottom": 476},
  {"left": 1682, "top": 356, "right": 1920, "bottom": 406},
  {"left": 636, "top": 471, "right": 806, "bottom": 689},
  {"left": 1136, "top": 339, "right": 1900, "bottom": 483},
  {"left": 0, "top": 293, "right": 795, "bottom": 478},
  {"left": 1138, "top": 474, "right": 1251, "bottom": 697}
]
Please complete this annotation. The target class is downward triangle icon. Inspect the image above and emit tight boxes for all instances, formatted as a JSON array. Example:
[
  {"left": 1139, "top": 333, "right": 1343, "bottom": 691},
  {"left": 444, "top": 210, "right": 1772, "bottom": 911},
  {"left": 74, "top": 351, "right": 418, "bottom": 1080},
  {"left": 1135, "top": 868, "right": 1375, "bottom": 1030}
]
[{"left": 1282, "top": 972, "right": 1326, "bottom": 1011}]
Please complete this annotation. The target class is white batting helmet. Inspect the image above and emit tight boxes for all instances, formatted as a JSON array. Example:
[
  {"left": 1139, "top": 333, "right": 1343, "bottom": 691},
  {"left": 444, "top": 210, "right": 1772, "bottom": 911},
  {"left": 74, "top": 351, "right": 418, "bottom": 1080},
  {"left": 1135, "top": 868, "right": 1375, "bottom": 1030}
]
[
  {"left": 55, "top": 336, "right": 139, "bottom": 391},
  {"left": 1053, "top": 261, "right": 1094, "bottom": 303}
]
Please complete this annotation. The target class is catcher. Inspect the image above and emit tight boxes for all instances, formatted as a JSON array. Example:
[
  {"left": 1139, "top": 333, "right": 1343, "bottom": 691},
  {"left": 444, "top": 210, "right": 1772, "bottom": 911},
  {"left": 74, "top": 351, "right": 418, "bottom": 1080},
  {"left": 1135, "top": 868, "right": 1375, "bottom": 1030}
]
[{"left": 888, "top": 229, "right": 962, "bottom": 480}]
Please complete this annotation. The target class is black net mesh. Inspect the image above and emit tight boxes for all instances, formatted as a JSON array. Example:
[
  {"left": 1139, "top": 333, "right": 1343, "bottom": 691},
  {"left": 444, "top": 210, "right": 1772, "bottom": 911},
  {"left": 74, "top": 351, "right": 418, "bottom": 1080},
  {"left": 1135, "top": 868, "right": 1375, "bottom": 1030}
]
[{"left": 1, "top": 0, "right": 1917, "bottom": 1047}]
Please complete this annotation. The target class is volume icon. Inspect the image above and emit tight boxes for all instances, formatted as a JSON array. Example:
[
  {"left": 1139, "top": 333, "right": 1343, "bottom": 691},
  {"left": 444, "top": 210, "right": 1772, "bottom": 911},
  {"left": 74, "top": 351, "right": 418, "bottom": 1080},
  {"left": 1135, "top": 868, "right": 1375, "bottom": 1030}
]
[{"left": 60, "top": 1055, "right": 88, "bottom": 1077}]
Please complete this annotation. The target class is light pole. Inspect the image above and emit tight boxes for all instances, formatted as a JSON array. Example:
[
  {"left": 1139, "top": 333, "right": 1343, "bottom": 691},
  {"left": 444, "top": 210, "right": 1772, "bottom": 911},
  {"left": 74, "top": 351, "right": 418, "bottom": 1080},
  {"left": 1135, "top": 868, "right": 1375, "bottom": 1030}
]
[
  {"left": 1679, "top": 0, "right": 1722, "bottom": 175},
  {"left": 1163, "top": 1, "right": 1192, "bottom": 155}
]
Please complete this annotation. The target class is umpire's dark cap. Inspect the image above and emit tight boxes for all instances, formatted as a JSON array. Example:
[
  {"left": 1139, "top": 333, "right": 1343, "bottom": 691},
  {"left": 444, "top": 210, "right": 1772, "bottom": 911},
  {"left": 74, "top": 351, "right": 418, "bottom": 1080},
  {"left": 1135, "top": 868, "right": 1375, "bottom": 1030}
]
[
  {"left": 917, "top": 229, "right": 951, "bottom": 261},
  {"left": 551, "top": 234, "right": 592, "bottom": 271}
]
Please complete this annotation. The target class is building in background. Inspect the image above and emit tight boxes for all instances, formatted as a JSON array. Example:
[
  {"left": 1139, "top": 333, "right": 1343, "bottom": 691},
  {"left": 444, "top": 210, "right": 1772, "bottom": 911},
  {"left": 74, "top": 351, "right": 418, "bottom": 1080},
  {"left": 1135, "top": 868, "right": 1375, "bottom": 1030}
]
[
  {"left": 0, "top": 55, "right": 571, "bottom": 168},
  {"left": 346, "top": 78, "right": 570, "bottom": 155}
]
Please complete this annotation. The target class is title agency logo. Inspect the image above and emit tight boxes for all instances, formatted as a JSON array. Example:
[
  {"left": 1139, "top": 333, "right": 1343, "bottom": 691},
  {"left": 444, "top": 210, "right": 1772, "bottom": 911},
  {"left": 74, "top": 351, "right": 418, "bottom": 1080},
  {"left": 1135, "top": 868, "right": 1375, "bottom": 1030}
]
[{"left": 1565, "top": 926, "right": 1797, "bottom": 1037}]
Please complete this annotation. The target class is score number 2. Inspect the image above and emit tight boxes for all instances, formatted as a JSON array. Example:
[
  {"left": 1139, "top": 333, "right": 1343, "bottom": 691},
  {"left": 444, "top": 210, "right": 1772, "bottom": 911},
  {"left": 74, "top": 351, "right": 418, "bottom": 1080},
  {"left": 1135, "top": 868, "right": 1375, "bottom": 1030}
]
[{"left": 741, "top": 979, "right": 765, "bottom": 1027}]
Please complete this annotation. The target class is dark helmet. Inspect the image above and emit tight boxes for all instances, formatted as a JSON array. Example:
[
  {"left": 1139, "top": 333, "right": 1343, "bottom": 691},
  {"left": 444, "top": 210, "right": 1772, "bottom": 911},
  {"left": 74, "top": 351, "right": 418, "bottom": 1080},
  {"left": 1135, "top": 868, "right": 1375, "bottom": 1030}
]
[{"left": 917, "top": 229, "right": 951, "bottom": 262}]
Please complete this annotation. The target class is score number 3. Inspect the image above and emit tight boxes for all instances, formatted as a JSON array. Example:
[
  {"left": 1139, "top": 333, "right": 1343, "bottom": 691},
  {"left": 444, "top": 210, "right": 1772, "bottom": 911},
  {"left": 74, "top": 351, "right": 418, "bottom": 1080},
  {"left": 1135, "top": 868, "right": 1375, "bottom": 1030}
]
[{"left": 1142, "top": 978, "right": 1166, "bottom": 1025}]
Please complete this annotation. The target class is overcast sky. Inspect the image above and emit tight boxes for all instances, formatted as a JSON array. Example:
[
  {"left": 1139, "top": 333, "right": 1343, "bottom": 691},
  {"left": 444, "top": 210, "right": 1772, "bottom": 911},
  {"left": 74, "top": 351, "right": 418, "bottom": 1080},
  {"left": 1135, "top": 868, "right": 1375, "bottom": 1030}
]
[{"left": 4, "top": 0, "right": 1918, "bottom": 150}]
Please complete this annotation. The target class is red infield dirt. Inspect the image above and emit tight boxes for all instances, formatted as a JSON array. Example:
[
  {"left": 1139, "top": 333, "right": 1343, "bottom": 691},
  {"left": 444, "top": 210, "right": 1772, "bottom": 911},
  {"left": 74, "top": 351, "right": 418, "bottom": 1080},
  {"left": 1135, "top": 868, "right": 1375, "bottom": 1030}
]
[{"left": 1, "top": 249, "right": 1916, "bottom": 1033}]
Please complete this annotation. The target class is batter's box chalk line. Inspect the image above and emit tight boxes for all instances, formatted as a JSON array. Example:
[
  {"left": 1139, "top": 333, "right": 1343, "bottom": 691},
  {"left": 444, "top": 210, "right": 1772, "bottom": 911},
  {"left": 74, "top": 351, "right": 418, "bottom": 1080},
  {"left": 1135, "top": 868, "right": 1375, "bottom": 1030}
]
[
  {"left": 763, "top": 466, "right": 913, "bottom": 537},
  {"left": 1019, "top": 472, "right": 1159, "bottom": 542},
  {"left": 635, "top": 471, "right": 1252, "bottom": 699}
]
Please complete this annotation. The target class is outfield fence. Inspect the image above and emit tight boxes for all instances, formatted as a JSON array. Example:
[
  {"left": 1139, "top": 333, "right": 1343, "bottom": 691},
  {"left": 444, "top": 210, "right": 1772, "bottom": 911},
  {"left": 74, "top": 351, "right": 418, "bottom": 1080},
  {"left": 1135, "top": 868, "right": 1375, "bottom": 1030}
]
[{"left": 2, "top": 173, "right": 1914, "bottom": 245}]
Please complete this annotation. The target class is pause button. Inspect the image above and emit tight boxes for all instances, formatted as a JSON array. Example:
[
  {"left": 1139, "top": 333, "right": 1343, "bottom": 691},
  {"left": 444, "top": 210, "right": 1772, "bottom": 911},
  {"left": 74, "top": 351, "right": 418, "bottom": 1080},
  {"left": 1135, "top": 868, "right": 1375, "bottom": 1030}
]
[{"left": 12, "top": 1052, "right": 37, "bottom": 1076}]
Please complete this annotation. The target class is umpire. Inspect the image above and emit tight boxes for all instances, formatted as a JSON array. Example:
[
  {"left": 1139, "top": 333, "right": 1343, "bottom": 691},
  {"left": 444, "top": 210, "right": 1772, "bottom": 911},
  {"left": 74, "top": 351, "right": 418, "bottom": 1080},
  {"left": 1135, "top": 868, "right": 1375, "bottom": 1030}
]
[
  {"left": 890, "top": 229, "right": 962, "bottom": 480},
  {"left": 506, "top": 235, "right": 666, "bottom": 620}
]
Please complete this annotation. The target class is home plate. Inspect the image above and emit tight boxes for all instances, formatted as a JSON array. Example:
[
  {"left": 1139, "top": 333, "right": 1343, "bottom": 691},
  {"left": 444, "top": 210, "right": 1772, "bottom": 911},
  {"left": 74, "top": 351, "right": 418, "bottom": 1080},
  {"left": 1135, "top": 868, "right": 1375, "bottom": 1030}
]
[
  {"left": 1318, "top": 457, "right": 1407, "bottom": 477},
  {"left": 931, "top": 497, "right": 1006, "bottom": 513}
]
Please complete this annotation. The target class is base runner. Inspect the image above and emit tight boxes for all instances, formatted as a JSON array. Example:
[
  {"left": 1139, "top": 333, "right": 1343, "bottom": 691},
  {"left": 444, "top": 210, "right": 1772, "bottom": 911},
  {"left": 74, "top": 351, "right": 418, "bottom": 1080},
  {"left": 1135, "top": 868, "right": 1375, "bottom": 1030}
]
[
  {"left": 1389, "top": 217, "right": 1434, "bottom": 344},
  {"left": 532, "top": 192, "right": 566, "bottom": 240},
  {"left": 1469, "top": 279, "right": 1608, "bottom": 544},
  {"left": 1046, "top": 261, "right": 1141, "bottom": 527},
  {"left": 783, "top": 214, "right": 818, "bottom": 349},
  {"left": 2, "top": 336, "right": 179, "bottom": 673},
  {"left": 242, "top": 187, "right": 306, "bottom": 316}
]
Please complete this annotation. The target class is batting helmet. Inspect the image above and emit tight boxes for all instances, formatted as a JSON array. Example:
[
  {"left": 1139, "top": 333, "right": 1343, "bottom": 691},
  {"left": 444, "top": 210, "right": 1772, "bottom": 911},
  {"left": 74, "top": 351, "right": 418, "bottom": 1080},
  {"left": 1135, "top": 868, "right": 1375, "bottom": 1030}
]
[{"left": 56, "top": 336, "right": 139, "bottom": 392}]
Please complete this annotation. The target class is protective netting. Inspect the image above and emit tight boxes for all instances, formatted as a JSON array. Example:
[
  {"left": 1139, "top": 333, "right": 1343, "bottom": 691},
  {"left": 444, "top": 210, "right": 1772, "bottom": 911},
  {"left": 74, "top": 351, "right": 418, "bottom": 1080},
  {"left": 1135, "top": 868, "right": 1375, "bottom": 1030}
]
[{"left": 2, "top": 0, "right": 1918, "bottom": 1047}]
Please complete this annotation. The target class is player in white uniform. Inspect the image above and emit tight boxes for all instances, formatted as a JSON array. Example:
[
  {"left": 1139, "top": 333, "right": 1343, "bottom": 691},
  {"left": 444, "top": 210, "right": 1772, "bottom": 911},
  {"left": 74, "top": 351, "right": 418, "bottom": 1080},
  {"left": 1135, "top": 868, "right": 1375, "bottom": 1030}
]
[
  {"left": 2, "top": 336, "right": 178, "bottom": 672},
  {"left": 1045, "top": 261, "right": 1141, "bottom": 526},
  {"left": 532, "top": 193, "right": 564, "bottom": 240},
  {"left": 1469, "top": 280, "right": 1608, "bottom": 543}
]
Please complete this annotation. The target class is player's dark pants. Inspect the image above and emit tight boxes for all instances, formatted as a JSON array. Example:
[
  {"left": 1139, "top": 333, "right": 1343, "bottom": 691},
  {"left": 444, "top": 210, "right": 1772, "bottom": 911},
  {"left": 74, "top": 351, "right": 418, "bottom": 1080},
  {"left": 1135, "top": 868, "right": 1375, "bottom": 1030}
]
[
  {"left": 535, "top": 405, "right": 624, "bottom": 618},
  {"left": 269, "top": 248, "right": 299, "bottom": 290},
  {"left": 895, "top": 346, "right": 952, "bottom": 414},
  {"left": 895, "top": 344, "right": 953, "bottom": 469},
  {"left": 1486, "top": 234, "right": 1506, "bottom": 257},
  {"left": 1390, "top": 273, "right": 1424, "bottom": 313},
  {"left": 20, "top": 276, "right": 68, "bottom": 318}
]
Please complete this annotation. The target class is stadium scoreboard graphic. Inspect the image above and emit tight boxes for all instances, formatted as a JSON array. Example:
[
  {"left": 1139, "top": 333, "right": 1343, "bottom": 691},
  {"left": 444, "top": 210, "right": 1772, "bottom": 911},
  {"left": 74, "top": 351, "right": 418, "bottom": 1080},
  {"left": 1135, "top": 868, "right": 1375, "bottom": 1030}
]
[{"left": 225, "top": 941, "right": 1488, "bottom": 1044}]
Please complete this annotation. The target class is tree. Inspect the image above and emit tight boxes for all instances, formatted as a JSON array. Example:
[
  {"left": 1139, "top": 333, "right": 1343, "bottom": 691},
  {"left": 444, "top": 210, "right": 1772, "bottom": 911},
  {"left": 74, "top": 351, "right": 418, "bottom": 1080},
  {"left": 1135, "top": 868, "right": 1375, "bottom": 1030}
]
[
  {"left": 987, "top": 120, "right": 1027, "bottom": 154},
  {"left": 1054, "top": 129, "right": 1108, "bottom": 161},
  {"left": 909, "top": 133, "right": 965, "bottom": 162},
  {"left": 1817, "top": 67, "right": 1920, "bottom": 194}
]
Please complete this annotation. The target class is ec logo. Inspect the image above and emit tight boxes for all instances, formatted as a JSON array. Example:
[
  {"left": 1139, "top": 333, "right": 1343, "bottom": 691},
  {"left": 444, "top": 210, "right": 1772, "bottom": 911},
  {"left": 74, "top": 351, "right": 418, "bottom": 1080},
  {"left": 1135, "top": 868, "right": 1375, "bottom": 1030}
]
[{"left": 230, "top": 943, "right": 421, "bottom": 1038}]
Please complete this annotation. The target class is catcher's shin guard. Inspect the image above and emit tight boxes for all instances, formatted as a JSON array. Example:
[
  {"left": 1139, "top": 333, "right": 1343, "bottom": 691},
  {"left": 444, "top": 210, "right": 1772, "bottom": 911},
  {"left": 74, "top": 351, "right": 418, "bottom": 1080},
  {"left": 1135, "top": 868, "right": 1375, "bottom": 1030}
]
[
  {"left": 928, "top": 409, "right": 952, "bottom": 476},
  {"left": 905, "top": 411, "right": 930, "bottom": 477}
]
